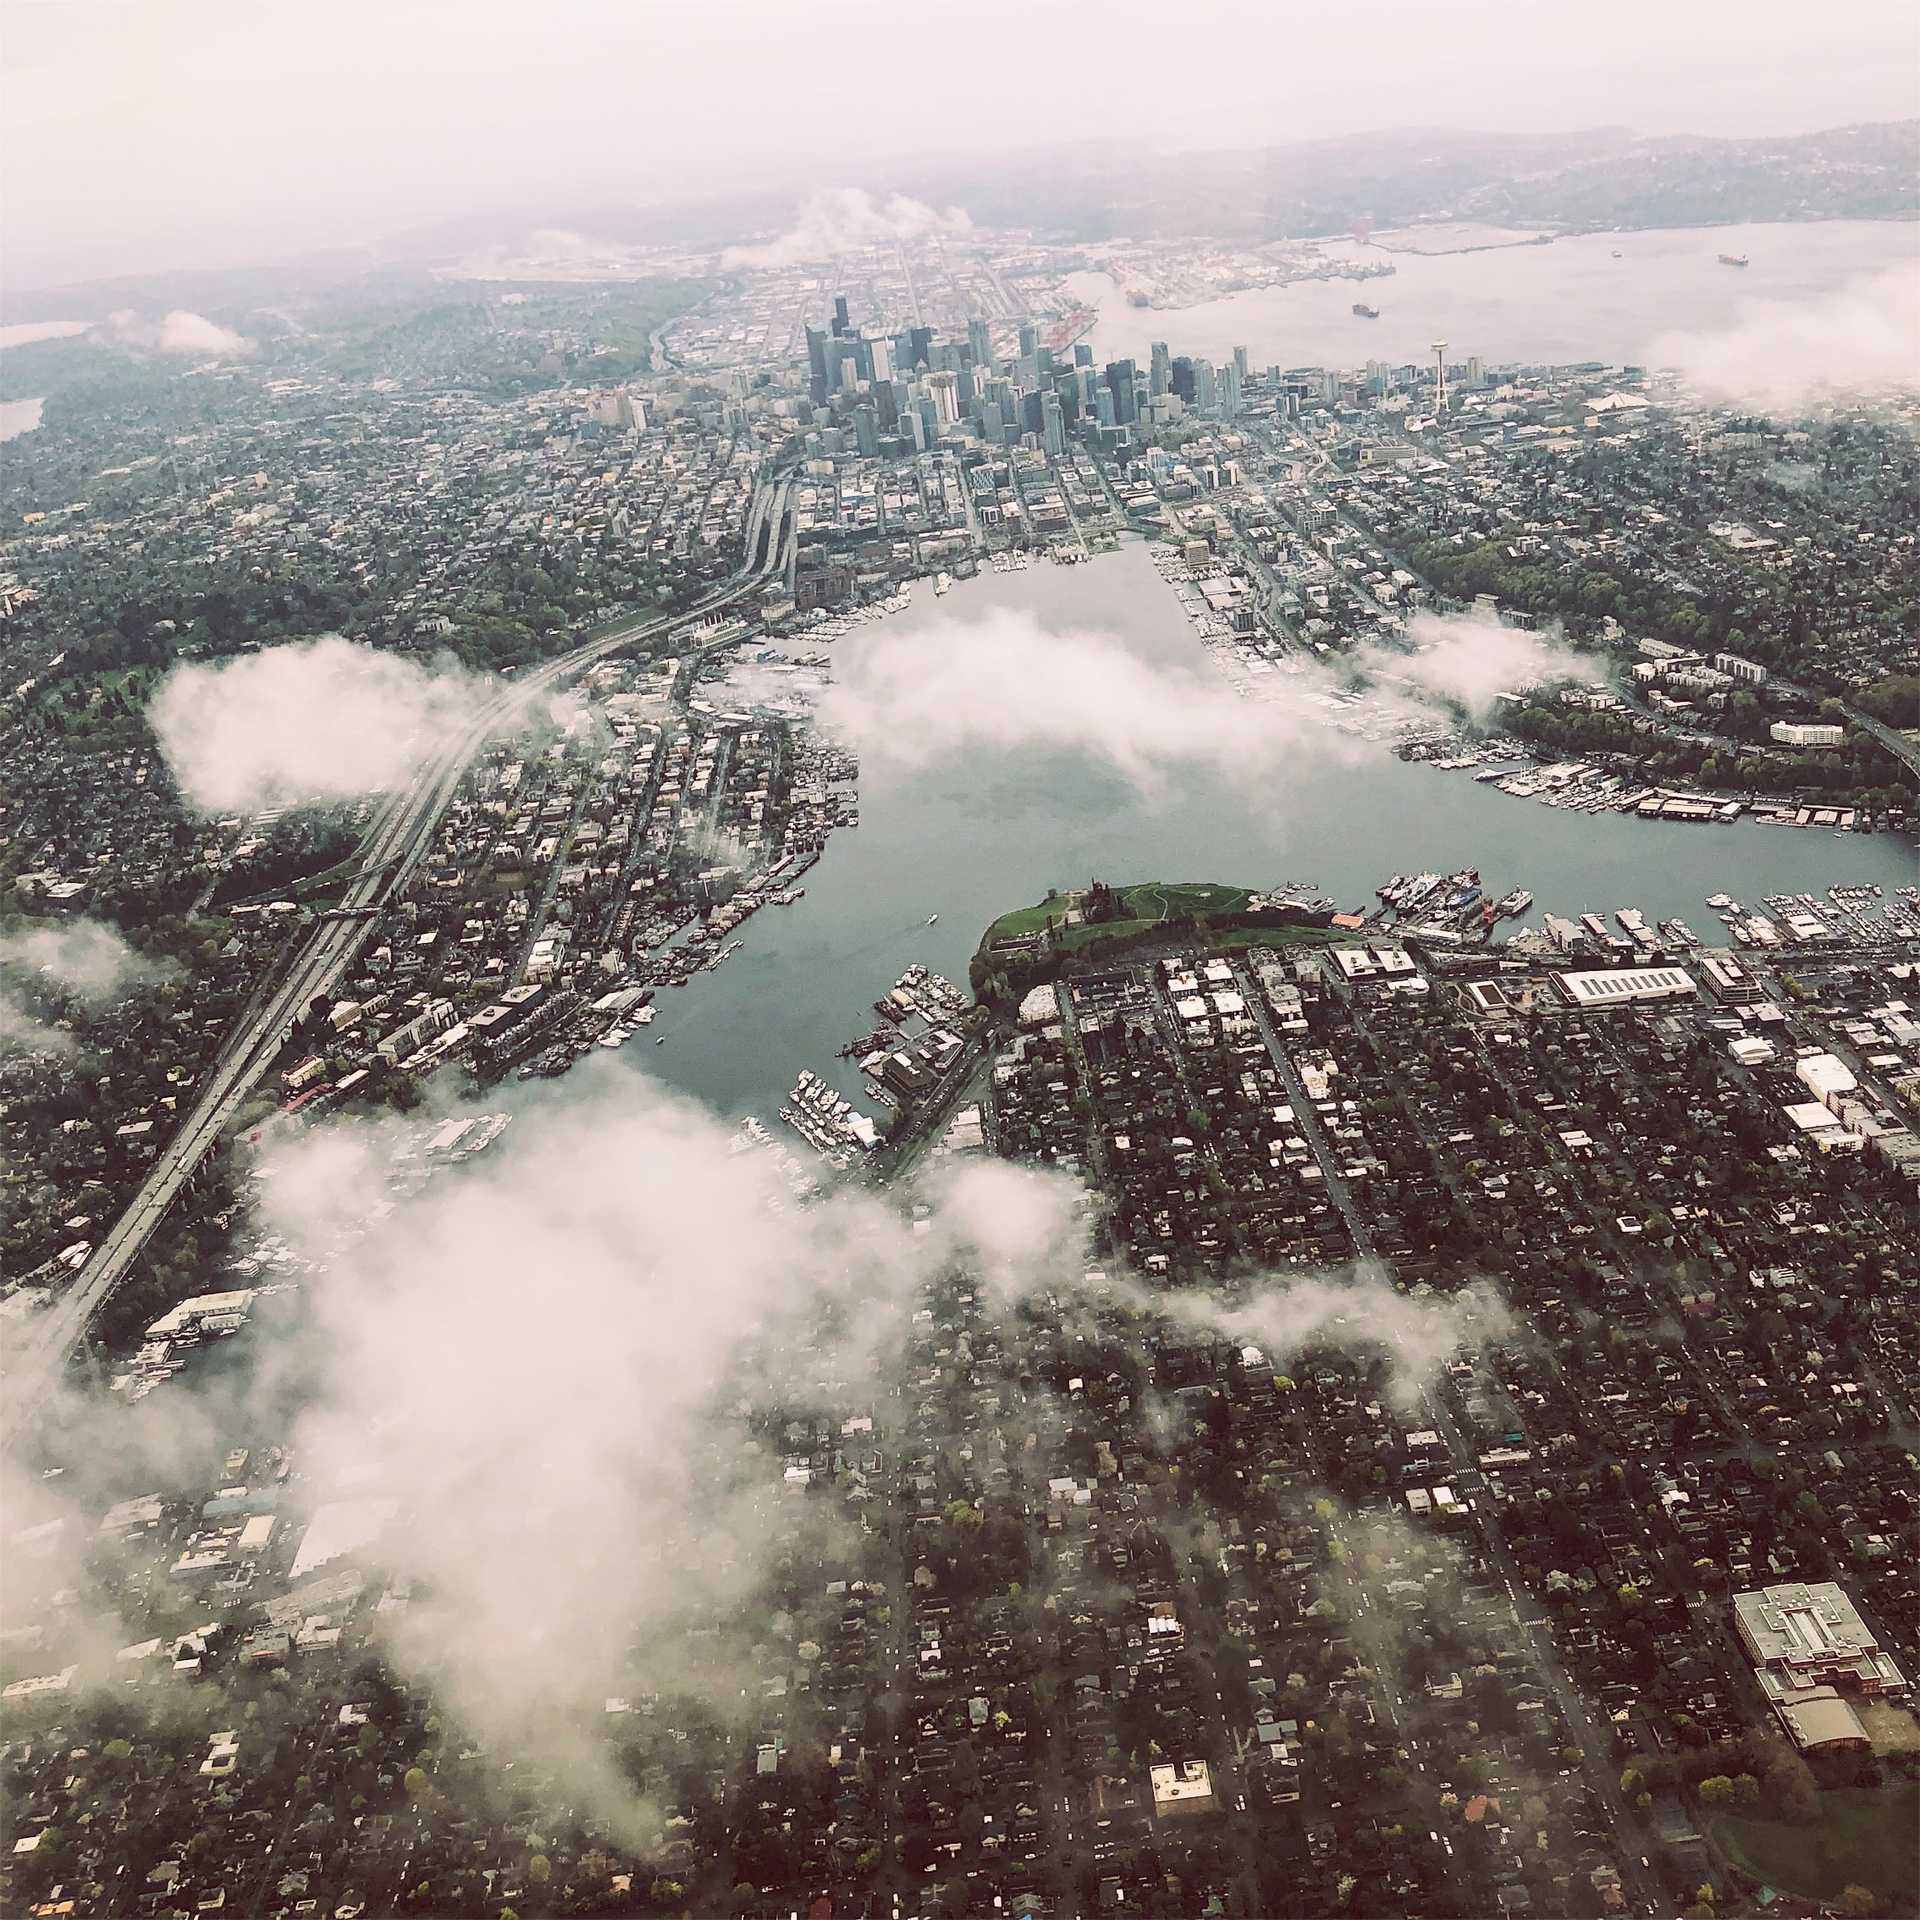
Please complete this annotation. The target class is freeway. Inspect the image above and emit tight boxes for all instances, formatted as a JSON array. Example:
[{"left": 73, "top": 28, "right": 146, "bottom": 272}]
[{"left": 2, "top": 477, "right": 794, "bottom": 1450}]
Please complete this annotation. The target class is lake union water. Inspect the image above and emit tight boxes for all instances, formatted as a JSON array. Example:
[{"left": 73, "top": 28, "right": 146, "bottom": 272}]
[
  {"left": 644, "top": 542, "right": 1916, "bottom": 1120},
  {"left": 1064, "top": 220, "right": 1917, "bottom": 373}
]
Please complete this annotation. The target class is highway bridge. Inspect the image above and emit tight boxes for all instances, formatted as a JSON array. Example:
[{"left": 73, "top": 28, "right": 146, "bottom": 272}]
[{"left": 1, "top": 476, "right": 795, "bottom": 1450}]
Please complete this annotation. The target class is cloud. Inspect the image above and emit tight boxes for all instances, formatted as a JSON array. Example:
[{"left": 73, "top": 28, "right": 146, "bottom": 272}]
[
  {"left": 0, "top": 917, "right": 162, "bottom": 1058},
  {"left": 722, "top": 188, "right": 973, "bottom": 270},
  {"left": 255, "top": 1072, "right": 1004, "bottom": 1839},
  {"left": 815, "top": 609, "right": 1356, "bottom": 796},
  {"left": 101, "top": 307, "right": 254, "bottom": 359},
  {"left": 1646, "top": 262, "right": 1920, "bottom": 414},
  {"left": 156, "top": 308, "right": 252, "bottom": 357},
  {"left": 148, "top": 635, "right": 496, "bottom": 813},
  {"left": 1354, "top": 610, "right": 1595, "bottom": 721}
]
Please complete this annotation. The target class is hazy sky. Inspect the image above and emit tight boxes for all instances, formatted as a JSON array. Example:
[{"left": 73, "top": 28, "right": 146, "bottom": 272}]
[{"left": 8, "top": 0, "right": 1918, "bottom": 289}]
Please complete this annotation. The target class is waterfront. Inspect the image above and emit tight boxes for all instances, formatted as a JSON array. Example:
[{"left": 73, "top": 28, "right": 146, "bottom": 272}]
[
  {"left": 643, "top": 541, "right": 1917, "bottom": 1119},
  {"left": 1065, "top": 219, "right": 1917, "bottom": 370}
]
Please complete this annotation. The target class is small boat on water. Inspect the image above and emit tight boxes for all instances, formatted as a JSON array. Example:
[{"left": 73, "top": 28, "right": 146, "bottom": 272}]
[
  {"left": 926, "top": 913, "right": 939, "bottom": 926},
  {"left": 935, "top": 571, "right": 953, "bottom": 596},
  {"left": 1352, "top": 302, "right": 1380, "bottom": 319},
  {"left": 1718, "top": 252, "right": 1749, "bottom": 268}
]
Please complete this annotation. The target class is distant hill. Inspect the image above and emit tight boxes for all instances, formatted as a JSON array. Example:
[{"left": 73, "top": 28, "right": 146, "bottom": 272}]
[{"left": 895, "top": 119, "right": 1920, "bottom": 242}]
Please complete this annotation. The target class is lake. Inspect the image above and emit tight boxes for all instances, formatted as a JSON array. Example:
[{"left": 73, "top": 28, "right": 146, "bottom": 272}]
[
  {"left": 1064, "top": 220, "right": 1918, "bottom": 371},
  {"left": 642, "top": 543, "right": 1916, "bottom": 1120}
]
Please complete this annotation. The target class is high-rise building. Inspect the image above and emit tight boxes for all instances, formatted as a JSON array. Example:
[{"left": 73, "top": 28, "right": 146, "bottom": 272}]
[
  {"left": 926, "top": 370, "right": 960, "bottom": 426},
  {"left": 1467, "top": 355, "right": 1484, "bottom": 389},
  {"left": 832, "top": 294, "right": 851, "bottom": 338},
  {"left": 1105, "top": 359, "right": 1138, "bottom": 424},
  {"left": 1017, "top": 321, "right": 1038, "bottom": 360},
  {"left": 967, "top": 317, "right": 993, "bottom": 368},
  {"left": 1233, "top": 344, "right": 1250, "bottom": 383},
  {"left": 1192, "top": 358, "right": 1217, "bottom": 414},
  {"left": 870, "top": 337, "right": 895, "bottom": 384},
  {"left": 1219, "top": 361, "right": 1242, "bottom": 419},
  {"left": 908, "top": 326, "right": 934, "bottom": 370},
  {"left": 1041, "top": 390, "right": 1065, "bottom": 455},
  {"left": 805, "top": 326, "right": 830, "bottom": 406},
  {"left": 1149, "top": 340, "right": 1171, "bottom": 397},
  {"left": 1073, "top": 342, "right": 1094, "bottom": 368},
  {"left": 852, "top": 407, "right": 879, "bottom": 456}
]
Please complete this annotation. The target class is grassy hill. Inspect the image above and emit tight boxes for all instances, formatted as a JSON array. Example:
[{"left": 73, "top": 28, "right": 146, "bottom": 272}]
[{"left": 1709, "top": 1782, "right": 1918, "bottom": 1908}]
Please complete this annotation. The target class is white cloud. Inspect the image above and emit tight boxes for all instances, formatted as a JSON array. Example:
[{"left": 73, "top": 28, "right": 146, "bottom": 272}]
[
  {"left": 156, "top": 308, "right": 253, "bottom": 357},
  {"left": 1355, "top": 611, "right": 1595, "bottom": 720},
  {"left": 148, "top": 635, "right": 495, "bottom": 813},
  {"left": 722, "top": 188, "right": 973, "bottom": 270},
  {"left": 101, "top": 307, "right": 254, "bottom": 358},
  {"left": 258, "top": 1073, "right": 1045, "bottom": 1838},
  {"left": 815, "top": 609, "right": 1358, "bottom": 796},
  {"left": 0, "top": 917, "right": 162, "bottom": 1058},
  {"left": 1646, "top": 262, "right": 1920, "bottom": 414}
]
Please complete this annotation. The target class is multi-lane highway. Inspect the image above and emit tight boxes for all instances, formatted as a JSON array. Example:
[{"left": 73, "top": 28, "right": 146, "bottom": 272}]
[{"left": 2, "top": 477, "right": 793, "bottom": 1449}]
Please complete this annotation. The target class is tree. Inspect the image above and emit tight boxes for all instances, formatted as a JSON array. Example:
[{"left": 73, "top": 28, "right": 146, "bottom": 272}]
[
  {"left": 527, "top": 1855, "right": 551, "bottom": 1885},
  {"left": 403, "top": 1766, "right": 428, "bottom": 1798}
]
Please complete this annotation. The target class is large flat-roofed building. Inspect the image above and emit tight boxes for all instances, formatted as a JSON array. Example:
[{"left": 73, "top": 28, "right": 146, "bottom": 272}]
[
  {"left": 1698, "top": 950, "right": 1764, "bottom": 1005},
  {"left": 1734, "top": 1582, "right": 1908, "bottom": 1750},
  {"left": 1149, "top": 1758, "right": 1216, "bottom": 1822},
  {"left": 1553, "top": 965, "right": 1697, "bottom": 1010}
]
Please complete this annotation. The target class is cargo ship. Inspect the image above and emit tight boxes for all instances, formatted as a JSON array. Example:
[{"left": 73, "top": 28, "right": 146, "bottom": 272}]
[{"left": 1352, "top": 302, "right": 1380, "bottom": 319}]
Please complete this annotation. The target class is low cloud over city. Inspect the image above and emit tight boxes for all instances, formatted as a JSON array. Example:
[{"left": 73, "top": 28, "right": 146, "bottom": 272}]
[
  {"left": 148, "top": 635, "right": 494, "bottom": 813},
  {"left": 1647, "top": 260, "right": 1920, "bottom": 412},
  {"left": 723, "top": 188, "right": 974, "bottom": 270}
]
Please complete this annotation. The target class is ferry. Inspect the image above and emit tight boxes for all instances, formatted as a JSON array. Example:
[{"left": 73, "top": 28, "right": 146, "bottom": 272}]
[
  {"left": 1352, "top": 302, "right": 1380, "bottom": 319},
  {"left": 934, "top": 571, "right": 953, "bottom": 596},
  {"left": 1491, "top": 888, "right": 1533, "bottom": 919}
]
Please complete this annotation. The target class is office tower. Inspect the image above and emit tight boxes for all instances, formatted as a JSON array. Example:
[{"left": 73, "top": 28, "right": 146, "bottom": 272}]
[
  {"left": 1035, "top": 346, "right": 1055, "bottom": 379},
  {"left": 805, "top": 325, "right": 830, "bottom": 405},
  {"left": 927, "top": 370, "right": 960, "bottom": 425},
  {"left": 980, "top": 400, "right": 1005, "bottom": 447},
  {"left": 853, "top": 407, "right": 879, "bottom": 456},
  {"left": 1219, "top": 361, "right": 1242, "bottom": 419},
  {"left": 905, "top": 406, "right": 929, "bottom": 451},
  {"left": 1018, "top": 321, "right": 1038, "bottom": 358},
  {"left": 1149, "top": 340, "right": 1171, "bottom": 397},
  {"left": 1041, "top": 390, "right": 1065, "bottom": 455},
  {"left": 1171, "top": 356, "right": 1195, "bottom": 404},
  {"left": 1467, "top": 354, "right": 1484, "bottom": 389},
  {"left": 1233, "top": 344, "right": 1249, "bottom": 383},
  {"left": 1018, "top": 390, "right": 1045, "bottom": 438},
  {"left": 1105, "top": 358, "right": 1137, "bottom": 425},
  {"left": 908, "top": 325, "right": 934, "bottom": 369},
  {"left": 967, "top": 316, "right": 993, "bottom": 368},
  {"left": 1094, "top": 385, "right": 1117, "bottom": 429},
  {"left": 832, "top": 293, "right": 851, "bottom": 337},
  {"left": 1192, "top": 358, "right": 1217, "bottom": 414},
  {"left": 1073, "top": 342, "right": 1093, "bottom": 368},
  {"left": 874, "top": 380, "right": 900, "bottom": 431},
  {"left": 870, "top": 337, "right": 895, "bottom": 383},
  {"left": 851, "top": 338, "right": 875, "bottom": 384}
]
